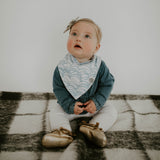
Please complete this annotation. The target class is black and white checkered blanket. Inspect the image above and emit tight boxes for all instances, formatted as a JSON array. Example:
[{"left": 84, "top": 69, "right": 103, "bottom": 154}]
[{"left": 0, "top": 92, "right": 160, "bottom": 160}]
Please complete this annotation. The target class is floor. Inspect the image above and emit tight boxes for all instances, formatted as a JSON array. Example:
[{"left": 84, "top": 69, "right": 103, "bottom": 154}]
[{"left": 0, "top": 92, "right": 160, "bottom": 160}]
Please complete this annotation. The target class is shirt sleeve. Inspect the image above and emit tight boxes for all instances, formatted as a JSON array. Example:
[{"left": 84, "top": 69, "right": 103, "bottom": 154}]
[
  {"left": 91, "top": 61, "right": 114, "bottom": 111},
  {"left": 53, "top": 66, "right": 76, "bottom": 114}
]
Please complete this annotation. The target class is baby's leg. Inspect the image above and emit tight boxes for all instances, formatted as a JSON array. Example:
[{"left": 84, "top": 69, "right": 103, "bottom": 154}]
[
  {"left": 90, "top": 103, "right": 117, "bottom": 132},
  {"left": 49, "top": 104, "right": 72, "bottom": 131},
  {"left": 42, "top": 104, "right": 75, "bottom": 148}
]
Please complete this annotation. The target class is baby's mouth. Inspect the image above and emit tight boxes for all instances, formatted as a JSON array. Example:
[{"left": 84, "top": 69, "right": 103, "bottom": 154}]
[{"left": 74, "top": 44, "right": 82, "bottom": 49}]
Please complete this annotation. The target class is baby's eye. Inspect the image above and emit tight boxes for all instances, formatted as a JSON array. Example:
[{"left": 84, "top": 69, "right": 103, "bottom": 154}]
[
  {"left": 72, "top": 32, "right": 77, "bottom": 36},
  {"left": 85, "top": 34, "right": 90, "bottom": 38}
]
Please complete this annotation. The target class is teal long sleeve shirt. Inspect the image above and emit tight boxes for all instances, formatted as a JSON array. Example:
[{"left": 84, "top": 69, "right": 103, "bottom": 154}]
[{"left": 53, "top": 60, "right": 114, "bottom": 114}]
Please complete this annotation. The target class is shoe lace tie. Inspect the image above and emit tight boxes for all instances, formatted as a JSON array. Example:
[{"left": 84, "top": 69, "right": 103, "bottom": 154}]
[
  {"left": 51, "top": 128, "right": 76, "bottom": 137},
  {"left": 80, "top": 121, "right": 103, "bottom": 131}
]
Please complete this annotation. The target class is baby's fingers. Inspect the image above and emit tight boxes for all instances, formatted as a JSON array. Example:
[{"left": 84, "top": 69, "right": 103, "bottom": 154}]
[
  {"left": 76, "top": 102, "right": 83, "bottom": 107},
  {"left": 84, "top": 101, "right": 90, "bottom": 106}
]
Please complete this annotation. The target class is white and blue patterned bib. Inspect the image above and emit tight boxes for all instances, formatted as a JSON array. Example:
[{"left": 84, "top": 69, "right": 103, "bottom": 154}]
[{"left": 58, "top": 53, "right": 101, "bottom": 99}]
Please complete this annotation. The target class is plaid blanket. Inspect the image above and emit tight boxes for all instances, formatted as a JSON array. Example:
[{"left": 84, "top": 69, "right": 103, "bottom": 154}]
[{"left": 0, "top": 91, "right": 160, "bottom": 160}]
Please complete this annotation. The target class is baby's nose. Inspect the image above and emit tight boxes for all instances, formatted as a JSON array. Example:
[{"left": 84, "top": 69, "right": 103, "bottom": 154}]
[
  {"left": 76, "top": 35, "right": 82, "bottom": 41},
  {"left": 76, "top": 39, "right": 81, "bottom": 42}
]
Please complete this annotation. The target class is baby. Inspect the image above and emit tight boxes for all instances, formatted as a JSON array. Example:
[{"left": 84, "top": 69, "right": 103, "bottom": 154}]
[{"left": 42, "top": 18, "right": 117, "bottom": 148}]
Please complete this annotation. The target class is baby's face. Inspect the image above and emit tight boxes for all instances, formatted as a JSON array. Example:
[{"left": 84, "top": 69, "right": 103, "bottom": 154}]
[{"left": 67, "top": 21, "right": 100, "bottom": 63}]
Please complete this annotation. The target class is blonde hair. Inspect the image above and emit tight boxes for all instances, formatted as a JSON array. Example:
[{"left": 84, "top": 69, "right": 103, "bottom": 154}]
[{"left": 64, "top": 17, "right": 102, "bottom": 43}]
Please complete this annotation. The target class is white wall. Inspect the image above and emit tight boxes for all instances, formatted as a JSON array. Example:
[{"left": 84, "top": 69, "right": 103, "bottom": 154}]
[{"left": 0, "top": 0, "right": 160, "bottom": 95}]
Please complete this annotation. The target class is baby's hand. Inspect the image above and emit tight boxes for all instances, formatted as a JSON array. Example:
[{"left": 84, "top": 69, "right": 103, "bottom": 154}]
[
  {"left": 74, "top": 102, "right": 84, "bottom": 115},
  {"left": 83, "top": 100, "right": 96, "bottom": 114}
]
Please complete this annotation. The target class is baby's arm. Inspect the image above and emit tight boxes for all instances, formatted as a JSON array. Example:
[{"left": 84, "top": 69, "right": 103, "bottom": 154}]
[
  {"left": 91, "top": 61, "right": 114, "bottom": 111},
  {"left": 53, "top": 67, "right": 76, "bottom": 114}
]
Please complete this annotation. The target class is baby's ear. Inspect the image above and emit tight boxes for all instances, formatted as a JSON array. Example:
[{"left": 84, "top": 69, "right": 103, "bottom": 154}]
[{"left": 95, "top": 43, "right": 100, "bottom": 53}]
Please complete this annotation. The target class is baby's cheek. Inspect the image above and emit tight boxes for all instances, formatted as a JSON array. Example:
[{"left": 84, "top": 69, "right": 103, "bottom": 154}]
[
  {"left": 67, "top": 39, "right": 73, "bottom": 50},
  {"left": 85, "top": 44, "right": 93, "bottom": 52}
]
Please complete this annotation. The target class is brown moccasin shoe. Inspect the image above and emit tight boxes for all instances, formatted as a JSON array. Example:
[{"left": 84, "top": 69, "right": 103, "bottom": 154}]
[
  {"left": 79, "top": 121, "right": 107, "bottom": 147},
  {"left": 42, "top": 127, "right": 74, "bottom": 148}
]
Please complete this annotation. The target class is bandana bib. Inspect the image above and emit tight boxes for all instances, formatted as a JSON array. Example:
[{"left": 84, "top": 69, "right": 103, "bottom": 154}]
[{"left": 58, "top": 53, "right": 101, "bottom": 100}]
